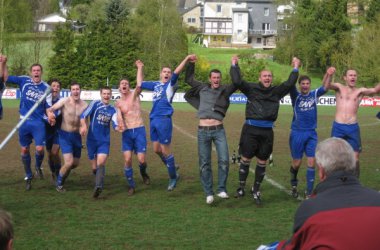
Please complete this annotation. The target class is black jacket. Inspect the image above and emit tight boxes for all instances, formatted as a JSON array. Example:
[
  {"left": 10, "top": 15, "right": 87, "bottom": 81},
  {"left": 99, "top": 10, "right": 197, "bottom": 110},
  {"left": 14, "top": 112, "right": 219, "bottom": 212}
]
[
  {"left": 230, "top": 65, "right": 298, "bottom": 121},
  {"left": 184, "top": 62, "right": 237, "bottom": 117}
]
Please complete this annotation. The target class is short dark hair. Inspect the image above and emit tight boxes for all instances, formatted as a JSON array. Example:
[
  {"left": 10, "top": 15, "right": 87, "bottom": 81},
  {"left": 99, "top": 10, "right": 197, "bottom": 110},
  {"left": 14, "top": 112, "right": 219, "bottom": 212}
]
[
  {"left": 209, "top": 69, "right": 222, "bottom": 77},
  {"left": 100, "top": 86, "right": 111, "bottom": 93},
  {"left": 298, "top": 75, "right": 311, "bottom": 84},
  {"left": 48, "top": 78, "right": 61, "bottom": 86},
  {"left": 0, "top": 210, "right": 13, "bottom": 250},
  {"left": 70, "top": 81, "right": 80, "bottom": 89},
  {"left": 30, "top": 63, "right": 43, "bottom": 72}
]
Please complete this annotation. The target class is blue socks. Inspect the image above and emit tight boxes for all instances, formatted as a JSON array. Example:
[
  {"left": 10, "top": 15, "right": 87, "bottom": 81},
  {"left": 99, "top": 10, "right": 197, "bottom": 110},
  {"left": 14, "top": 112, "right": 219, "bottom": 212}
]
[
  {"left": 124, "top": 167, "right": 135, "bottom": 188},
  {"left": 165, "top": 154, "right": 177, "bottom": 179},
  {"left": 35, "top": 152, "right": 44, "bottom": 170},
  {"left": 22, "top": 154, "right": 32, "bottom": 179},
  {"left": 306, "top": 167, "right": 315, "bottom": 195},
  {"left": 95, "top": 166, "right": 105, "bottom": 189}
]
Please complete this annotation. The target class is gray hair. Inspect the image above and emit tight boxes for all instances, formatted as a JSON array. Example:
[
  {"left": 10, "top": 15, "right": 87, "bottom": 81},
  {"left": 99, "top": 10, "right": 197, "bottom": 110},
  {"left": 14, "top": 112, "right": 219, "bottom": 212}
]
[{"left": 315, "top": 137, "right": 356, "bottom": 176}]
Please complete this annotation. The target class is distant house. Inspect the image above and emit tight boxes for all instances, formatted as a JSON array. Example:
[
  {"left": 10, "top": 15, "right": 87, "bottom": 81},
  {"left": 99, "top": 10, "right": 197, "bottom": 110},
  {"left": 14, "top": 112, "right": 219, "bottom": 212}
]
[{"left": 36, "top": 13, "right": 66, "bottom": 32}]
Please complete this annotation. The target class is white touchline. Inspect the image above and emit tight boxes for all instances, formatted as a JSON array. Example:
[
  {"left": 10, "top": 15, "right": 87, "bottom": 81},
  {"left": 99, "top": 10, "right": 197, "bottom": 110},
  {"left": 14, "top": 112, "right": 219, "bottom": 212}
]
[{"left": 172, "top": 123, "right": 303, "bottom": 200}]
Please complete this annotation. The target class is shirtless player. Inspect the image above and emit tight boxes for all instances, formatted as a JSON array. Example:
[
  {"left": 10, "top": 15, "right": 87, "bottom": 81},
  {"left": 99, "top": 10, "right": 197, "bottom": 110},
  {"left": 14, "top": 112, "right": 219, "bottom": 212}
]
[
  {"left": 47, "top": 82, "right": 88, "bottom": 192},
  {"left": 329, "top": 69, "right": 380, "bottom": 177},
  {"left": 114, "top": 60, "right": 150, "bottom": 195}
]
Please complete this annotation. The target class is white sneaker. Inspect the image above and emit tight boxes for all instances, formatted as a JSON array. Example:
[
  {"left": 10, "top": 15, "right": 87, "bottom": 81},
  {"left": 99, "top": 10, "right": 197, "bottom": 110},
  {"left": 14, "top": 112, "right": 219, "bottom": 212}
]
[
  {"left": 217, "top": 191, "right": 229, "bottom": 199},
  {"left": 206, "top": 195, "right": 214, "bottom": 204}
]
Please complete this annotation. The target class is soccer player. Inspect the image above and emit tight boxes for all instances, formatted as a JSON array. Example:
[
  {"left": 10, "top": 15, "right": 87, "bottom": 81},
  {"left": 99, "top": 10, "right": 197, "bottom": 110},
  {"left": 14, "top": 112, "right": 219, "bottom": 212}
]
[
  {"left": 6, "top": 60, "right": 50, "bottom": 190},
  {"left": 47, "top": 82, "right": 88, "bottom": 192},
  {"left": 0, "top": 55, "right": 8, "bottom": 120},
  {"left": 44, "top": 79, "right": 62, "bottom": 181},
  {"left": 288, "top": 67, "right": 334, "bottom": 199},
  {"left": 115, "top": 60, "right": 150, "bottom": 196},
  {"left": 139, "top": 55, "right": 193, "bottom": 191},
  {"left": 329, "top": 69, "right": 380, "bottom": 177},
  {"left": 184, "top": 55, "right": 237, "bottom": 204},
  {"left": 230, "top": 57, "right": 300, "bottom": 205},
  {"left": 80, "top": 86, "right": 117, "bottom": 198}
]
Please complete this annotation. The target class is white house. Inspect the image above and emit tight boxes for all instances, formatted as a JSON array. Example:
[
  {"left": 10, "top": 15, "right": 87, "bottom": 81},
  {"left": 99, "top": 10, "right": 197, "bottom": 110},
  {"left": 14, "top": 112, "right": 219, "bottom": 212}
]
[{"left": 36, "top": 13, "right": 66, "bottom": 32}]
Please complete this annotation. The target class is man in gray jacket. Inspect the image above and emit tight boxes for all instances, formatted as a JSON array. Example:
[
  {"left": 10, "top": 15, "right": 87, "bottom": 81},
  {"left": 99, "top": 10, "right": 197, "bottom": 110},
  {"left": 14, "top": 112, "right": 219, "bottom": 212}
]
[{"left": 185, "top": 55, "right": 237, "bottom": 204}]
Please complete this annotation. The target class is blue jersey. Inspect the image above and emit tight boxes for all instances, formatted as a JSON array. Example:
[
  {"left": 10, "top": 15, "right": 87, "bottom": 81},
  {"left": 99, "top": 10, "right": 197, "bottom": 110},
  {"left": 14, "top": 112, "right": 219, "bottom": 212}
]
[
  {"left": 80, "top": 100, "right": 117, "bottom": 143},
  {"left": 44, "top": 93, "right": 62, "bottom": 125},
  {"left": 141, "top": 73, "right": 179, "bottom": 119},
  {"left": 7, "top": 75, "right": 49, "bottom": 120},
  {"left": 290, "top": 86, "right": 327, "bottom": 130}
]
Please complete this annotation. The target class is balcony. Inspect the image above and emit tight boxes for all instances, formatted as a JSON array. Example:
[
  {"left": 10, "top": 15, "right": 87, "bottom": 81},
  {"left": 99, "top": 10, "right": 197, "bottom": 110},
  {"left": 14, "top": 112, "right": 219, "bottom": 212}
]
[{"left": 249, "top": 29, "right": 277, "bottom": 36}]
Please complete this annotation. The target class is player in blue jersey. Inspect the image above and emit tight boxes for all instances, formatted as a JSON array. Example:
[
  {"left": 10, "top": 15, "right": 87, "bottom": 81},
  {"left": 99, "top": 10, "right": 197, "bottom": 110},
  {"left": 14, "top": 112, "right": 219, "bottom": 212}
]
[
  {"left": 44, "top": 79, "right": 62, "bottom": 181},
  {"left": 6, "top": 61, "right": 50, "bottom": 190},
  {"left": 140, "top": 55, "right": 193, "bottom": 191},
  {"left": 80, "top": 86, "right": 117, "bottom": 198},
  {"left": 47, "top": 82, "right": 88, "bottom": 192},
  {"left": 289, "top": 67, "right": 335, "bottom": 199},
  {"left": 0, "top": 55, "right": 8, "bottom": 120}
]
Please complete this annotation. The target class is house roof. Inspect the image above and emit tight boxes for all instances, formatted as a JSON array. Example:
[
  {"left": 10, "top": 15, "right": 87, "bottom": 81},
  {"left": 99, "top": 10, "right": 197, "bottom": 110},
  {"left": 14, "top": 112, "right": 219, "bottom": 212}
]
[
  {"left": 37, "top": 13, "right": 66, "bottom": 23},
  {"left": 232, "top": 8, "right": 249, "bottom": 12}
]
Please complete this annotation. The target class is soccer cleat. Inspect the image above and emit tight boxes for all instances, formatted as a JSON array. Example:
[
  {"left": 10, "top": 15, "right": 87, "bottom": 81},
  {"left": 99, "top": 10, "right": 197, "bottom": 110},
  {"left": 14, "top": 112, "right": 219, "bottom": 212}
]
[
  {"left": 167, "top": 174, "right": 180, "bottom": 191},
  {"left": 206, "top": 195, "right": 214, "bottom": 204},
  {"left": 56, "top": 185, "right": 66, "bottom": 193},
  {"left": 35, "top": 168, "right": 44, "bottom": 179},
  {"left": 304, "top": 190, "right": 311, "bottom": 200},
  {"left": 291, "top": 186, "right": 299, "bottom": 198},
  {"left": 141, "top": 173, "right": 151, "bottom": 185},
  {"left": 252, "top": 191, "right": 262, "bottom": 205},
  {"left": 217, "top": 191, "right": 229, "bottom": 199},
  {"left": 93, "top": 187, "right": 102, "bottom": 198},
  {"left": 127, "top": 187, "right": 135, "bottom": 196},
  {"left": 234, "top": 187, "right": 245, "bottom": 198},
  {"left": 25, "top": 178, "right": 32, "bottom": 191}
]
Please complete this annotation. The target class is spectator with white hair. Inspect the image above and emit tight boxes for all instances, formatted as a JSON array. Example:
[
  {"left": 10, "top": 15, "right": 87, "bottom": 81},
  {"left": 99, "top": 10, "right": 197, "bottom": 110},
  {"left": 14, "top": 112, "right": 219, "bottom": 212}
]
[{"left": 276, "top": 137, "right": 380, "bottom": 249}]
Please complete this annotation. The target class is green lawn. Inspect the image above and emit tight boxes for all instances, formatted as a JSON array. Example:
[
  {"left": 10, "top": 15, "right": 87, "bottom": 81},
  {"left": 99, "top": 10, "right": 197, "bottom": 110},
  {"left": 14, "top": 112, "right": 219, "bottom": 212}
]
[{"left": 1, "top": 100, "right": 380, "bottom": 249}]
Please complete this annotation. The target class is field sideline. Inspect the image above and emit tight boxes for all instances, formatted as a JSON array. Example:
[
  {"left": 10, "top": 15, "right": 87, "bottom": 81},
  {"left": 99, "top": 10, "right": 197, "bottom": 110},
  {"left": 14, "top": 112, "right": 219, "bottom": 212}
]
[{"left": 1, "top": 100, "right": 380, "bottom": 249}]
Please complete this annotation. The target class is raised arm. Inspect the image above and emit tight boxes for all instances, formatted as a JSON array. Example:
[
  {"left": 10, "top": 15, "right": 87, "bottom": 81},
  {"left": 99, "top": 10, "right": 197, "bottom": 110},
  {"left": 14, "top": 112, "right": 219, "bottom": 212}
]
[
  {"left": 185, "top": 55, "right": 204, "bottom": 87},
  {"left": 134, "top": 60, "right": 144, "bottom": 98},
  {"left": 360, "top": 83, "right": 380, "bottom": 96},
  {"left": 322, "top": 67, "right": 336, "bottom": 90},
  {"left": 0, "top": 55, "right": 8, "bottom": 85},
  {"left": 174, "top": 54, "right": 197, "bottom": 75}
]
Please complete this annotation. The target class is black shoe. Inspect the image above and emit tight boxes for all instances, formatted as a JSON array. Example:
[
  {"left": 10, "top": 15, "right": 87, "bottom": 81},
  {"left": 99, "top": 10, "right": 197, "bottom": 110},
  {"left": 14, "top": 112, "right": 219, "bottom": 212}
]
[
  {"left": 291, "top": 186, "right": 299, "bottom": 198},
  {"left": 36, "top": 168, "right": 44, "bottom": 179},
  {"left": 252, "top": 191, "right": 262, "bottom": 205},
  {"left": 234, "top": 187, "right": 245, "bottom": 198},
  {"left": 93, "top": 187, "right": 102, "bottom": 198},
  {"left": 141, "top": 173, "right": 150, "bottom": 185},
  {"left": 25, "top": 178, "right": 32, "bottom": 191}
]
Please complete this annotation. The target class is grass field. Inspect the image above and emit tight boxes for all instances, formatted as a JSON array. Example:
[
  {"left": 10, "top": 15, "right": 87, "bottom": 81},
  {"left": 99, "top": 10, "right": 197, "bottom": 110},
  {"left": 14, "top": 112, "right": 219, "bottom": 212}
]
[{"left": 1, "top": 99, "right": 380, "bottom": 249}]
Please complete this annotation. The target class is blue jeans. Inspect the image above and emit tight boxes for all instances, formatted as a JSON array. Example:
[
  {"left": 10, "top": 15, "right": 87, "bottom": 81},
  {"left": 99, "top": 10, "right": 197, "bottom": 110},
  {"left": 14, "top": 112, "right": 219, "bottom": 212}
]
[{"left": 198, "top": 128, "right": 229, "bottom": 196}]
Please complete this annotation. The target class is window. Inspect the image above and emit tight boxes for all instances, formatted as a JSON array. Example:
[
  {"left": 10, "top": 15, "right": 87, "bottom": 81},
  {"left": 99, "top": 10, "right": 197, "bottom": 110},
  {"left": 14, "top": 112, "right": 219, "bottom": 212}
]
[
  {"left": 264, "top": 8, "right": 269, "bottom": 16},
  {"left": 226, "top": 37, "right": 231, "bottom": 43},
  {"left": 238, "top": 14, "right": 242, "bottom": 23},
  {"left": 237, "top": 29, "right": 242, "bottom": 35},
  {"left": 217, "top": 4, "right": 222, "bottom": 13},
  {"left": 187, "top": 18, "right": 196, "bottom": 23},
  {"left": 257, "top": 38, "right": 262, "bottom": 43},
  {"left": 248, "top": 7, "right": 253, "bottom": 12},
  {"left": 262, "top": 23, "right": 270, "bottom": 31}
]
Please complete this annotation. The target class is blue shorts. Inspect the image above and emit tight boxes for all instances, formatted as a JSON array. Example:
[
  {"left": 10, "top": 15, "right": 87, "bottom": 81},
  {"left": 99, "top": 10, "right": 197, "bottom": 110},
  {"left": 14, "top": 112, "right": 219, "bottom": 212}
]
[
  {"left": 331, "top": 121, "right": 361, "bottom": 152},
  {"left": 45, "top": 124, "right": 59, "bottom": 151},
  {"left": 87, "top": 138, "right": 110, "bottom": 160},
  {"left": 19, "top": 119, "right": 46, "bottom": 147},
  {"left": 122, "top": 126, "right": 147, "bottom": 153},
  {"left": 289, "top": 129, "right": 318, "bottom": 159},
  {"left": 150, "top": 117, "right": 172, "bottom": 145},
  {"left": 58, "top": 130, "right": 82, "bottom": 158}
]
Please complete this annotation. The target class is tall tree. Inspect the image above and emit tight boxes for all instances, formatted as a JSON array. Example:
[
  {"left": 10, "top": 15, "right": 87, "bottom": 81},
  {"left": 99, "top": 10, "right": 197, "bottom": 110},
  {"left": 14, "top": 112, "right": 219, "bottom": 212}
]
[
  {"left": 130, "top": 0, "right": 188, "bottom": 81},
  {"left": 351, "top": 16, "right": 380, "bottom": 86}
]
